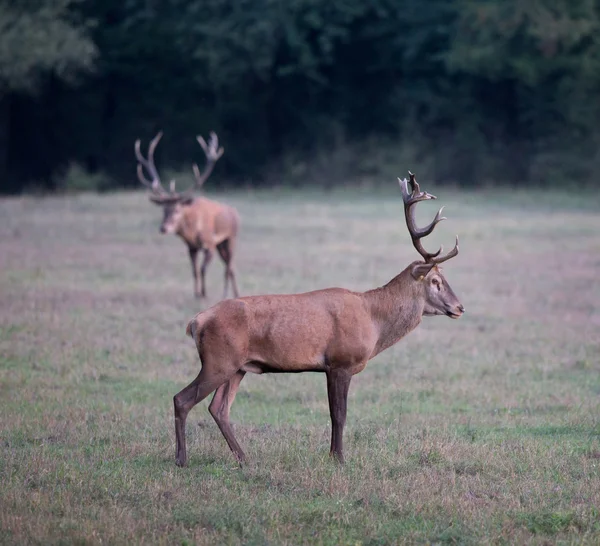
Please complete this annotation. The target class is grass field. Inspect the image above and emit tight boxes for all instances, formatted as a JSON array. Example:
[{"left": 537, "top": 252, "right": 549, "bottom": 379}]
[{"left": 1, "top": 185, "right": 600, "bottom": 545}]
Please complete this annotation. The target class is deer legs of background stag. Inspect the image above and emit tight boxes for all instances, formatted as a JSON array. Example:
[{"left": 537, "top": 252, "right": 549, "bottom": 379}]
[
  {"left": 199, "top": 248, "right": 214, "bottom": 298},
  {"left": 188, "top": 248, "right": 200, "bottom": 298},
  {"left": 217, "top": 239, "right": 240, "bottom": 299},
  {"left": 326, "top": 368, "right": 353, "bottom": 464},
  {"left": 190, "top": 244, "right": 237, "bottom": 300}
]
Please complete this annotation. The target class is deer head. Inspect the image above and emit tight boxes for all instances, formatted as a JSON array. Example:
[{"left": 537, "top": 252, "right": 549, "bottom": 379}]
[
  {"left": 399, "top": 172, "right": 464, "bottom": 319},
  {"left": 134, "top": 131, "right": 224, "bottom": 235}
]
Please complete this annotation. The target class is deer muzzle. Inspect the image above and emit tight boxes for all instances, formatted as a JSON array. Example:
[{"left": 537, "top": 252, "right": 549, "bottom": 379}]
[
  {"left": 446, "top": 304, "right": 465, "bottom": 319},
  {"left": 160, "top": 223, "right": 176, "bottom": 235}
]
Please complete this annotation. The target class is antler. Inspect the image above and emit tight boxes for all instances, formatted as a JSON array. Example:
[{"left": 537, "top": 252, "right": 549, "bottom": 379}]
[
  {"left": 135, "top": 131, "right": 224, "bottom": 202},
  {"left": 192, "top": 131, "right": 224, "bottom": 189},
  {"left": 134, "top": 131, "right": 170, "bottom": 196},
  {"left": 399, "top": 171, "right": 459, "bottom": 264},
  {"left": 135, "top": 132, "right": 189, "bottom": 203}
]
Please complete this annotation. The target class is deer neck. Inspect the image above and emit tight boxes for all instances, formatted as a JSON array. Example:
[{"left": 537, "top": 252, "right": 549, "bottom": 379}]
[{"left": 363, "top": 266, "right": 424, "bottom": 358}]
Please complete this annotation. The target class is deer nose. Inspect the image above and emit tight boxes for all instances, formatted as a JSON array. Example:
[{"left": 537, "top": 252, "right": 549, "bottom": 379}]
[
  {"left": 159, "top": 225, "right": 167, "bottom": 234},
  {"left": 458, "top": 304, "right": 465, "bottom": 313}
]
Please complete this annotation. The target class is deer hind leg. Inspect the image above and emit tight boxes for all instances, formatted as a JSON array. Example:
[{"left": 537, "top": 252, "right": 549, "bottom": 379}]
[
  {"left": 217, "top": 238, "right": 239, "bottom": 299},
  {"left": 208, "top": 370, "right": 247, "bottom": 463},
  {"left": 326, "top": 368, "right": 353, "bottom": 464},
  {"left": 188, "top": 247, "right": 200, "bottom": 298},
  {"left": 199, "top": 247, "right": 214, "bottom": 298},
  {"left": 173, "top": 366, "right": 232, "bottom": 467}
]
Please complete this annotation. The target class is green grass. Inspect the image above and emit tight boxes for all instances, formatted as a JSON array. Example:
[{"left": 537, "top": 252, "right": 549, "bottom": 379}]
[{"left": 1, "top": 186, "right": 599, "bottom": 545}]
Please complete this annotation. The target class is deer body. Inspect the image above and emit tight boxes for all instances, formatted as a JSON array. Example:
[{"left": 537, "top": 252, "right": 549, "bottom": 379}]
[
  {"left": 189, "top": 264, "right": 427, "bottom": 376},
  {"left": 174, "top": 174, "right": 464, "bottom": 466},
  {"left": 164, "top": 196, "right": 240, "bottom": 299},
  {"left": 136, "top": 131, "right": 240, "bottom": 299},
  {"left": 190, "top": 288, "right": 377, "bottom": 376},
  {"left": 171, "top": 197, "right": 239, "bottom": 249}
]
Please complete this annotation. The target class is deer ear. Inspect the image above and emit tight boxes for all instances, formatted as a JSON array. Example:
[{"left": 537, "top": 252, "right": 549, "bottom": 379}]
[
  {"left": 411, "top": 262, "right": 436, "bottom": 280},
  {"left": 149, "top": 195, "right": 164, "bottom": 205}
]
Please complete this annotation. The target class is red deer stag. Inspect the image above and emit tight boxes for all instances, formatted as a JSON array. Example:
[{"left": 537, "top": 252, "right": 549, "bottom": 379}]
[
  {"left": 174, "top": 172, "right": 464, "bottom": 466},
  {"left": 135, "top": 131, "right": 240, "bottom": 299}
]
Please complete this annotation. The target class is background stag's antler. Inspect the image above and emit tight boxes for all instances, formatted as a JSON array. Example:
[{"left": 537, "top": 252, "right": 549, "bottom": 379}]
[
  {"left": 135, "top": 131, "right": 190, "bottom": 203},
  {"left": 399, "top": 171, "right": 459, "bottom": 265},
  {"left": 192, "top": 132, "right": 225, "bottom": 189},
  {"left": 134, "top": 131, "right": 170, "bottom": 197},
  {"left": 135, "top": 131, "right": 224, "bottom": 202}
]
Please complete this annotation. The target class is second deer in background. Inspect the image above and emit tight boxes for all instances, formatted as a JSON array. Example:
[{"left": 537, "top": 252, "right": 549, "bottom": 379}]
[{"left": 135, "top": 132, "right": 240, "bottom": 300}]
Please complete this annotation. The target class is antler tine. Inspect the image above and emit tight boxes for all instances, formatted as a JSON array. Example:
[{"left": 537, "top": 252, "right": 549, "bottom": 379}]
[
  {"left": 407, "top": 171, "right": 420, "bottom": 194},
  {"left": 431, "top": 235, "right": 459, "bottom": 265},
  {"left": 148, "top": 130, "right": 163, "bottom": 160},
  {"left": 134, "top": 131, "right": 169, "bottom": 195},
  {"left": 174, "top": 164, "right": 202, "bottom": 198},
  {"left": 136, "top": 163, "right": 155, "bottom": 190},
  {"left": 192, "top": 163, "right": 202, "bottom": 182},
  {"left": 399, "top": 171, "right": 448, "bottom": 262},
  {"left": 192, "top": 131, "right": 225, "bottom": 190},
  {"left": 175, "top": 164, "right": 202, "bottom": 197},
  {"left": 197, "top": 131, "right": 225, "bottom": 159}
]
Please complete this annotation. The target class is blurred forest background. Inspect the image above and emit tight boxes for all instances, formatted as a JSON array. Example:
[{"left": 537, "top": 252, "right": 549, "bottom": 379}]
[{"left": 2, "top": 0, "right": 600, "bottom": 193}]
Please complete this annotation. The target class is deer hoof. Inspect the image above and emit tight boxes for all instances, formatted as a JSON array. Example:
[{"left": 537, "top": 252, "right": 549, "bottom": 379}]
[
  {"left": 329, "top": 451, "right": 345, "bottom": 465},
  {"left": 236, "top": 456, "right": 246, "bottom": 466}
]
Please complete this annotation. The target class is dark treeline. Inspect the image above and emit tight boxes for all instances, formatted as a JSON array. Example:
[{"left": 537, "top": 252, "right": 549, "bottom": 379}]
[{"left": 2, "top": 0, "right": 600, "bottom": 193}]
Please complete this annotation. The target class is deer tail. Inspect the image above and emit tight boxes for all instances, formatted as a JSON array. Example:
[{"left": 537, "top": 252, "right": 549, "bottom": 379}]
[
  {"left": 185, "top": 319, "right": 195, "bottom": 338},
  {"left": 186, "top": 310, "right": 213, "bottom": 340}
]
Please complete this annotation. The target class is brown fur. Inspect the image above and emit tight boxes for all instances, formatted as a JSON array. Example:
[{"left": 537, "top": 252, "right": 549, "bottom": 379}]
[
  {"left": 162, "top": 196, "right": 240, "bottom": 299},
  {"left": 174, "top": 229, "right": 464, "bottom": 466}
]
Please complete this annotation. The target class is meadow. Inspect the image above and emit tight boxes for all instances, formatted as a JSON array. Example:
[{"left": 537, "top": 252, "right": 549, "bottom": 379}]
[{"left": 1, "top": 184, "right": 599, "bottom": 545}]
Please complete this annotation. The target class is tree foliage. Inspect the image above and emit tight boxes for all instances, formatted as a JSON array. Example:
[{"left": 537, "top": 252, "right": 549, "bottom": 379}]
[
  {"left": 0, "top": 0, "right": 96, "bottom": 94},
  {"left": 2, "top": 0, "right": 600, "bottom": 192}
]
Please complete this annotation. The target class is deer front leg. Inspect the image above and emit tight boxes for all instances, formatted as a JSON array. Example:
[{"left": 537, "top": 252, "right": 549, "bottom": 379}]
[
  {"left": 199, "top": 247, "right": 214, "bottom": 298},
  {"left": 326, "top": 368, "right": 353, "bottom": 464},
  {"left": 188, "top": 247, "right": 200, "bottom": 298}
]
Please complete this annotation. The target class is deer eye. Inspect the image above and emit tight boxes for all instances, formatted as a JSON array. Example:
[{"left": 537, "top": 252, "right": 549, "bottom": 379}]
[{"left": 432, "top": 278, "right": 441, "bottom": 289}]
